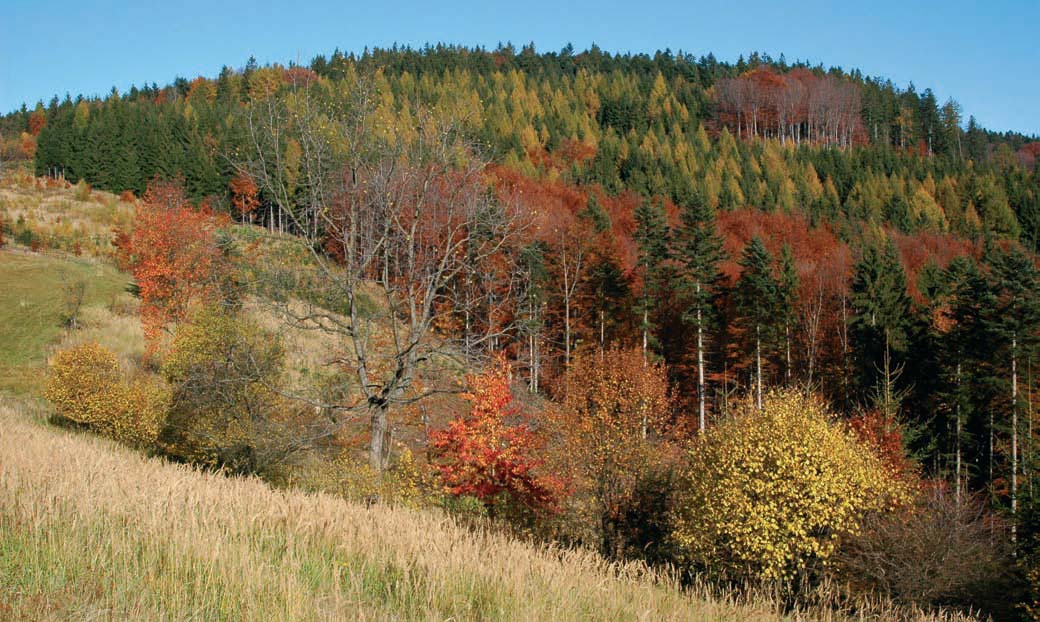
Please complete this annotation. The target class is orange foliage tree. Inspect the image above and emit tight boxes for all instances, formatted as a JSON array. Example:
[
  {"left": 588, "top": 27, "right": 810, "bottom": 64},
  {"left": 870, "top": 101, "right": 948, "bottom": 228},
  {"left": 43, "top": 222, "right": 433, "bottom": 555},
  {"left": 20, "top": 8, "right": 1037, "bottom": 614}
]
[
  {"left": 429, "top": 357, "right": 562, "bottom": 516},
  {"left": 119, "top": 177, "right": 225, "bottom": 350},
  {"left": 229, "top": 171, "right": 260, "bottom": 221},
  {"left": 549, "top": 347, "right": 672, "bottom": 554},
  {"left": 28, "top": 107, "right": 47, "bottom": 136},
  {"left": 19, "top": 132, "right": 36, "bottom": 159}
]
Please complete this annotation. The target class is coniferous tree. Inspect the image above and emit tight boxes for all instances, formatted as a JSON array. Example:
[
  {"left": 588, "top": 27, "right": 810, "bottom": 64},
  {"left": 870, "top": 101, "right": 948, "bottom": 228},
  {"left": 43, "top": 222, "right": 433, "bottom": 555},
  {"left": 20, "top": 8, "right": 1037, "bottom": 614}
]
[
  {"left": 671, "top": 189, "right": 726, "bottom": 431},
  {"left": 946, "top": 256, "right": 1003, "bottom": 493},
  {"left": 633, "top": 198, "right": 670, "bottom": 359},
  {"left": 578, "top": 194, "right": 630, "bottom": 357},
  {"left": 989, "top": 248, "right": 1040, "bottom": 536},
  {"left": 734, "top": 237, "right": 779, "bottom": 410},
  {"left": 850, "top": 238, "right": 913, "bottom": 417},
  {"left": 940, "top": 257, "right": 985, "bottom": 501}
]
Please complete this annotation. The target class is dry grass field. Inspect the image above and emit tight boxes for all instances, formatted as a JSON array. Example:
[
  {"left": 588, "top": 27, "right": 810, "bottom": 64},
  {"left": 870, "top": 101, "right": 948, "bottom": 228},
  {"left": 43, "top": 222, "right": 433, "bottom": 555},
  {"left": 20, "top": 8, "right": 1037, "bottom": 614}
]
[{"left": 0, "top": 399, "right": 785, "bottom": 622}]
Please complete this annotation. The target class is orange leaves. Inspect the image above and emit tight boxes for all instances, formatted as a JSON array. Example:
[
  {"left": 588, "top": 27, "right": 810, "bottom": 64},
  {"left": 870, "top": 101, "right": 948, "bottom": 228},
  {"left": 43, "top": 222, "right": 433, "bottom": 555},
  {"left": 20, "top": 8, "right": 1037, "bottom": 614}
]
[
  {"left": 548, "top": 348, "right": 673, "bottom": 518},
  {"left": 186, "top": 77, "right": 217, "bottom": 103},
  {"left": 28, "top": 108, "right": 47, "bottom": 136},
  {"left": 19, "top": 132, "right": 36, "bottom": 159},
  {"left": 229, "top": 172, "right": 260, "bottom": 219},
  {"left": 429, "top": 356, "right": 563, "bottom": 513},
  {"left": 848, "top": 409, "right": 918, "bottom": 483},
  {"left": 557, "top": 347, "right": 672, "bottom": 442},
  {"left": 123, "top": 177, "right": 224, "bottom": 352}
]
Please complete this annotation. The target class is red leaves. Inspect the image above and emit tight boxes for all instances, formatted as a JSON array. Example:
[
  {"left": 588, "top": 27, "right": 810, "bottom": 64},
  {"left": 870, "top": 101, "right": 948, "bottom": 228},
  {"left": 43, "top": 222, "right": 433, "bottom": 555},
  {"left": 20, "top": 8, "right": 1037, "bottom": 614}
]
[
  {"left": 430, "top": 356, "right": 563, "bottom": 513},
  {"left": 891, "top": 229, "right": 977, "bottom": 301},
  {"left": 848, "top": 409, "right": 917, "bottom": 483},
  {"left": 28, "top": 109, "right": 46, "bottom": 136},
  {"left": 123, "top": 177, "right": 224, "bottom": 352},
  {"left": 229, "top": 172, "right": 260, "bottom": 219},
  {"left": 715, "top": 67, "right": 865, "bottom": 146},
  {"left": 282, "top": 66, "right": 319, "bottom": 89}
]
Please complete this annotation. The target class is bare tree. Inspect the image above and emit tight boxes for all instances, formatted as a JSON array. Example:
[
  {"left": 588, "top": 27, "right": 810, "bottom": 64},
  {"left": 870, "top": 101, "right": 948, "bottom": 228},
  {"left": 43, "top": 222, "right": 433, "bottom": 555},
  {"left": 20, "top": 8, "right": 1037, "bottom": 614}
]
[{"left": 238, "top": 83, "right": 522, "bottom": 472}]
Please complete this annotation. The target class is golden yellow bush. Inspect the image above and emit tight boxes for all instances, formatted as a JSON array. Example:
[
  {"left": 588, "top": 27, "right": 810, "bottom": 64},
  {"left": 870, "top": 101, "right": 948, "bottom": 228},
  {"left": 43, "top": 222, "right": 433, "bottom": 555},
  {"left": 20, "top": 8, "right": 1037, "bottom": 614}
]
[
  {"left": 671, "top": 390, "right": 909, "bottom": 582},
  {"left": 45, "top": 342, "right": 122, "bottom": 427},
  {"left": 45, "top": 342, "right": 167, "bottom": 447},
  {"left": 116, "top": 374, "right": 169, "bottom": 446}
]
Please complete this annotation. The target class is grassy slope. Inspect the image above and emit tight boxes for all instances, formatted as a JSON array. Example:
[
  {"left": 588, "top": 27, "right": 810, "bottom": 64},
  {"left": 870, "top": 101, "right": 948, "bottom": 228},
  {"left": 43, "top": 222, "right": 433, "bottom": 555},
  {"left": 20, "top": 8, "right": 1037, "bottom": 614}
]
[
  {"left": 0, "top": 249, "right": 127, "bottom": 395},
  {"left": 0, "top": 402, "right": 778, "bottom": 622}
]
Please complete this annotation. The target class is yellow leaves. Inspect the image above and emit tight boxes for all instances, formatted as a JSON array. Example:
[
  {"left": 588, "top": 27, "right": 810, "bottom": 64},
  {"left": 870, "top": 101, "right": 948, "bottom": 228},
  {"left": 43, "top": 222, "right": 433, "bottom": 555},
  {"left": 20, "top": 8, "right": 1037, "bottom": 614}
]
[
  {"left": 672, "top": 389, "right": 907, "bottom": 582},
  {"left": 45, "top": 342, "right": 167, "bottom": 447},
  {"left": 159, "top": 305, "right": 292, "bottom": 471}
]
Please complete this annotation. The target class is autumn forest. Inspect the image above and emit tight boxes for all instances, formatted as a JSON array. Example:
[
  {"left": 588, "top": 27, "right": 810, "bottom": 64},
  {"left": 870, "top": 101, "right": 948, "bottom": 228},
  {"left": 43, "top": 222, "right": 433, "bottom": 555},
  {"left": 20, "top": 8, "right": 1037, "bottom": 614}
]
[{"left": 4, "top": 43, "right": 1040, "bottom": 620}]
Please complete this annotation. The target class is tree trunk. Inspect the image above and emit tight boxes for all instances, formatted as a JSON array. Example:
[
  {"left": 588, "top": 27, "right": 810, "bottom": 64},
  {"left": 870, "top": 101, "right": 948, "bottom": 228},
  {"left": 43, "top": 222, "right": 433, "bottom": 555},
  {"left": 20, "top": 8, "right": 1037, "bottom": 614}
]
[
  {"left": 1013, "top": 332, "right": 1019, "bottom": 547},
  {"left": 564, "top": 291, "right": 571, "bottom": 369},
  {"left": 990, "top": 409, "right": 994, "bottom": 484},
  {"left": 755, "top": 323, "right": 763, "bottom": 410},
  {"left": 785, "top": 324, "right": 791, "bottom": 385},
  {"left": 642, "top": 309, "right": 649, "bottom": 364},
  {"left": 697, "top": 305, "right": 706, "bottom": 433},
  {"left": 599, "top": 309, "right": 605, "bottom": 363},
  {"left": 956, "top": 362, "right": 962, "bottom": 505},
  {"left": 368, "top": 400, "right": 389, "bottom": 473},
  {"left": 1029, "top": 358, "right": 1034, "bottom": 498}
]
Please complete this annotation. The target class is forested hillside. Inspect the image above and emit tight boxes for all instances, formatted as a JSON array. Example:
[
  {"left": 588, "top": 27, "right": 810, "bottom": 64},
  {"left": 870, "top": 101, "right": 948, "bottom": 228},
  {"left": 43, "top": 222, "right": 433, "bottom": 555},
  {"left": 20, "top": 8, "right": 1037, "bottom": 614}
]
[{"left": 4, "top": 43, "right": 1040, "bottom": 619}]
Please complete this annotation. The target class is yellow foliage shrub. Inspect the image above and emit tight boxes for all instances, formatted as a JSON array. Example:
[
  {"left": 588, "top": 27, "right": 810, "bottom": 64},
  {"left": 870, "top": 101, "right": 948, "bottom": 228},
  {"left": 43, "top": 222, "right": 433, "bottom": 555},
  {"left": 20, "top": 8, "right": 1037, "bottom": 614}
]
[
  {"left": 118, "top": 374, "right": 170, "bottom": 446},
  {"left": 671, "top": 390, "right": 910, "bottom": 582},
  {"left": 45, "top": 342, "right": 167, "bottom": 447},
  {"left": 160, "top": 305, "right": 322, "bottom": 474},
  {"left": 45, "top": 342, "right": 121, "bottom": 426}
]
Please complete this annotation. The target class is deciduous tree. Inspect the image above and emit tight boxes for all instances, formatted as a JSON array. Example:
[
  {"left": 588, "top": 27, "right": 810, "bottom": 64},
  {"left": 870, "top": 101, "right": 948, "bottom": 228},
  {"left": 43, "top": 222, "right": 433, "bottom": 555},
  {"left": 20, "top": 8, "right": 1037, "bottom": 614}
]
[{"left": 430, "top": 357, "right": 561, "bottom": 515}]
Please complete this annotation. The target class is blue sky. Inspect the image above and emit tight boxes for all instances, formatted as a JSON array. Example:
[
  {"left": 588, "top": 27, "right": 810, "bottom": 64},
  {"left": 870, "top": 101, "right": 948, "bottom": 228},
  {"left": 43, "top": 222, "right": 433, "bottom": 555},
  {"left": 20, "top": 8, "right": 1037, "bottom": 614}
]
[{"left": 2, "top": 0, "right": 1037, "bottom": 135}]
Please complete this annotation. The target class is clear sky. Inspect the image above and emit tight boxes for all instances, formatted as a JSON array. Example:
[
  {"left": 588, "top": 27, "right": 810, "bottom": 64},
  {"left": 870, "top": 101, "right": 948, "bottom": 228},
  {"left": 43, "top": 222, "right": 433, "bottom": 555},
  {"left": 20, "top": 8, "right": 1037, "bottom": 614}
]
[{"left": 2, "top": 0, "right": 1037, "bottom": 135}]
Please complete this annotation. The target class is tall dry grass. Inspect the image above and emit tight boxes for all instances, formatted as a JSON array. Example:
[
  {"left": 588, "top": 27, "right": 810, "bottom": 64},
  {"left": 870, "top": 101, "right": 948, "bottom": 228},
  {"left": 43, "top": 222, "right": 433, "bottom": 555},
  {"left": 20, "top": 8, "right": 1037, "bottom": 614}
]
[
  {"left": 0, "top": 402, "right": 976, "bottom": 622},
  {"left": 0, "top": 172, "right": 134, "bottom": 257}
]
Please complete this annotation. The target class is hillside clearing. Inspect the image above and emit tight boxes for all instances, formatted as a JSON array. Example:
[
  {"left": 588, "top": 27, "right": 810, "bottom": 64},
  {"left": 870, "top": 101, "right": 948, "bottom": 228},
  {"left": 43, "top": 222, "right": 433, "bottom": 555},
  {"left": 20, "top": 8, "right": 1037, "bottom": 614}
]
[{"left": 0, "top": 249, "right": 127, "bottom": 395}]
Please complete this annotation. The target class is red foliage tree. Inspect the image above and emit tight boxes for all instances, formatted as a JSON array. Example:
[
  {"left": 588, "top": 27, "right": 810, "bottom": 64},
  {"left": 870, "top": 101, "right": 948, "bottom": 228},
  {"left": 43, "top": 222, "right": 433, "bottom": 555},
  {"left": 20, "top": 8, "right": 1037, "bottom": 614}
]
[
  {"left": 28, "top": 108, "right": 47, "bottom": 136},
  {"left": 715, "top": 67, "right": 864, "bottom": 147},
  {"left": 848, "top": 409, "right": 918, "bottom": 483},
  {"left": 282, "top": 66, "right": 319, "bottom": 89},
  {"left": 429, "top": 357, "right": 563, "bottom": 514},
  {"left": 229, "top": 171, "right": 260, "bottom": 221},
  {"left": 123, "top": 177, "right": 225, "bottom": 351}
]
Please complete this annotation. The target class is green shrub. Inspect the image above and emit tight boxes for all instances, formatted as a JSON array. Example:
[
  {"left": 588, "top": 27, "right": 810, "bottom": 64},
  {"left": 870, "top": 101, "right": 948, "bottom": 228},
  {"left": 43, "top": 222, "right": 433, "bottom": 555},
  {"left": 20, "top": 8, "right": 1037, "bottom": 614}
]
[{"left": 160, "top": 305, "right": 313, "bottom": 474}]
